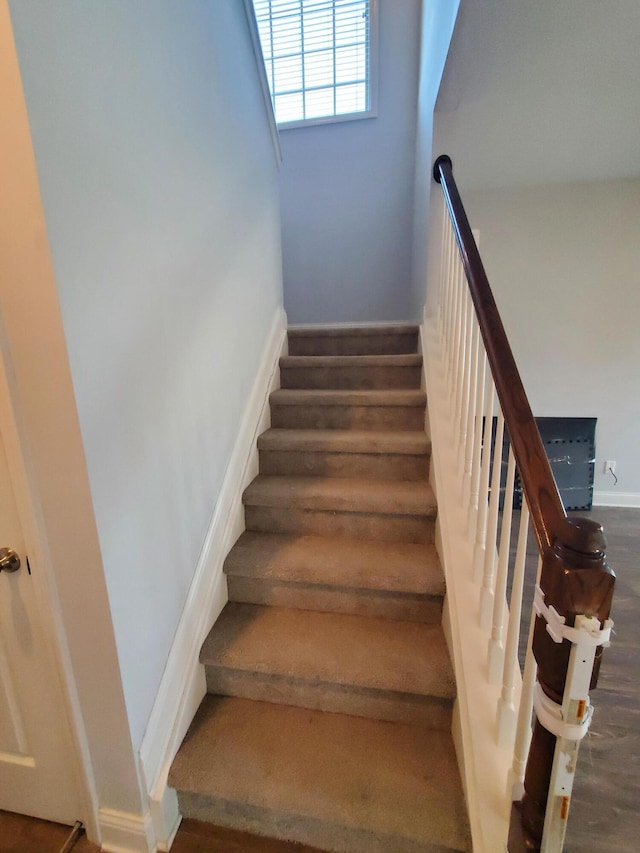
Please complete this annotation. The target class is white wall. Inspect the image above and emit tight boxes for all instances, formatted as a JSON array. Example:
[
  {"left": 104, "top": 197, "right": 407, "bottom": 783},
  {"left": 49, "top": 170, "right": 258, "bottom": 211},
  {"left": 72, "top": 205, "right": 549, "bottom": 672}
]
[
  {"left": 0, "top": 2, "right": 145, "bottom": 825},
  {"left": 10, "top": 0, "right": 283, "bottom": 748},
  {"left": 464, "top": 179, "right": 640, "bottom": 498},
  {"left": 279, "top": 0, "right": 422, "bottom": 324}
]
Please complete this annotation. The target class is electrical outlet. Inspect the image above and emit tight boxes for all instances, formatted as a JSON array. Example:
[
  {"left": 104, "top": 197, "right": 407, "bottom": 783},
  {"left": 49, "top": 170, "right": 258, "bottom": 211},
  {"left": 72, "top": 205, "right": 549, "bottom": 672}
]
[{"left": 604, "top": 460, "right": 616, "bottom": 475}]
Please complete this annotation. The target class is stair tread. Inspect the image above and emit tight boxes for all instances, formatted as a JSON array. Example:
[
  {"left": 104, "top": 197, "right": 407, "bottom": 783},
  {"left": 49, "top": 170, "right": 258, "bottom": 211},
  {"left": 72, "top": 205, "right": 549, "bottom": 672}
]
[
  {"left": 169, "top": 696, "right": 471, "bottom": 852},
  {"left": 224, "top": 531, "right": 444, "bottom": 596},
  {"left": 280, "top": 354, "right": 422, "bottom": 368},
  {"left": 201, "top": 603, "right": 455, "bottom": 700},
  {"left": 243, "top": 475, "right": 436, "bottom": 516},
  {"left": 288, "top": 323, "right": 419, "bottom": 338},
  {"left": 257, "top": 428, "right": 430, "bottom": 455},
  {"left": 270, "top": 388, "right": 426, "bottom": 406}
]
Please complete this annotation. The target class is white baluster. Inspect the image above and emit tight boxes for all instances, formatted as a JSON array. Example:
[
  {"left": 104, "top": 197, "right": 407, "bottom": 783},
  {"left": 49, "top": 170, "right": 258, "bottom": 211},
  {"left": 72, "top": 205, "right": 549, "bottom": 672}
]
[
  {"left": 439, "top": 216, "right": 450, "bottom": 366},
  {"left": 457, "top": 288, "right": 469, "bottom": 435},
  {"left": 508, "top": 554, "right": 542, "bottom": 800},
  {"left": 453, "top": 286, "right": 468, "bottom": 469},
  {"left": 446, "top": 246, "right": 460, "bottom": 395},
  {"left": 443, "top": 216, "right": 453, "bottom": 343},
  {"left": 437, "top": 209, "right": 448, "bottom": 338},
  {"left": 497, "top": 501, "right": 530, "bottom": 748},
  {"left": 468, "top": 346, "right": 487, "bottom": 540},
  {"left": 462, "top": 312, "right": 479, "bottom": 502},
  {"left": 488, "top": 445, "right": 516, "bottom": 683},
  {"left": 472, "top": 374, "right": 495, "bottom": 582},
  {"left": 479, "top": 409, "right": 505, "bottom": 628},
  {"left": 457, "top": 292, "right": 473, "bottom": 476},
  {"left": 442, "top": 218, "right": 454, "bottom": 358},
  {"left": 450, "top": 259, "right": 464, "bottom": 418}
]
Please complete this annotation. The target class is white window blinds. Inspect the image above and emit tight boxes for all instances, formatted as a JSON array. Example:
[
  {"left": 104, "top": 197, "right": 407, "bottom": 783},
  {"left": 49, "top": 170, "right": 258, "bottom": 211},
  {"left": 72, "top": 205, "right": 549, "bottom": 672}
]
[{"left": 253, "top": 0, "right": 375, "bottom": 127}]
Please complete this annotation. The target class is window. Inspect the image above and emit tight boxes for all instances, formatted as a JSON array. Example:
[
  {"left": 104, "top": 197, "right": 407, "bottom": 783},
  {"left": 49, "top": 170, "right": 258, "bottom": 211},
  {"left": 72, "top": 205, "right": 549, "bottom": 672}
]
[{"left": 253, "top": 0, "right": 377, "bottom": 128}]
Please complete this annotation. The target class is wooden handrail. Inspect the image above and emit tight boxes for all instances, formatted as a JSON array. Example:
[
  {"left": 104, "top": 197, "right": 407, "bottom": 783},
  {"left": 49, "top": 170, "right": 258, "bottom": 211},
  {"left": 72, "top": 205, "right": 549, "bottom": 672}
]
[
  {"left": 433, "top": 155, "right": 565, "bottom": 554},
  {"left": 433, "top": 155, "right": 615, "bottom": 852}
]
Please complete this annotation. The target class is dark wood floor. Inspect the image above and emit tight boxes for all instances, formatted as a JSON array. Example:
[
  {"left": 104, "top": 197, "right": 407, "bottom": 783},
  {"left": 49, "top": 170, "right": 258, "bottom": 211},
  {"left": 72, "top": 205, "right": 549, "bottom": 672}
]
[
  {"left": 1, "top": 508, "right": 637, "bottom": 852},
  {"left": 508, "top": 505, "right": 640, "bottom": 852},
  {"left": 562, "top": 507, "right": 640, "bottom": 852},
  {"left": 0, "top": 812, "right": 320, "bottom": 853}
]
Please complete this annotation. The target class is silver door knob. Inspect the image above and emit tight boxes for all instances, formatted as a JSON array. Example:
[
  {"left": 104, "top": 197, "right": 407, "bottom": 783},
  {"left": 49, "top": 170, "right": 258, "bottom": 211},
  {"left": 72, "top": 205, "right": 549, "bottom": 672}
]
[{"left": 0, "top": 548, "right": 20, "bottom": 573}]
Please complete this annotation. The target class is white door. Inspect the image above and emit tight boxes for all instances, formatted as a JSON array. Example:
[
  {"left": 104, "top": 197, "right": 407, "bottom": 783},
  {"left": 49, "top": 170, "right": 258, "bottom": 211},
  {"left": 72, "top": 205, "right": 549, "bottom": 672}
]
[{"left": 0, "top": 376, "right": 83, "bottom": 823}]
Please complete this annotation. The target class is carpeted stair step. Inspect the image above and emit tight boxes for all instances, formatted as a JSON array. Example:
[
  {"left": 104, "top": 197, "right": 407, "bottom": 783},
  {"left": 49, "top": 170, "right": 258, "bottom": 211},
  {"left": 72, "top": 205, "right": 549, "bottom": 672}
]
[
  {"left": 224, "top": 531, "right": 444, "bottom": 622},
  {"left": 242, "top": 475, "right": 436, "bottom": 543},
  {"left": 280, "top": 354, "right": 422, "bottom": 390},
  {"left": 288, "top": 324, "right": 420, "bottom": 357},
  {"left": 270, "top": 389, "right": 426, "bottom": 432},
  {"left": 167, "top": 322, "right": 473, "bottom": 850},
  {"left": 169, "top": 696, "right": 471, "bottom": 853},
  {"left": 257, "top": 428, "right": 430, "bottom": 480},
  {"left": 200, "top": 603, "right": 456, "bottom": 728}
]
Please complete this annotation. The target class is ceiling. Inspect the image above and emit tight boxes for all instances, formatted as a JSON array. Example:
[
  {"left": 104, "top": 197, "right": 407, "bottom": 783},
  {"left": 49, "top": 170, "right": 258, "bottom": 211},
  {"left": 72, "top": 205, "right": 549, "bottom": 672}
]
[{"left": 434, "top": 0, "right": 640, "bottom": 190}]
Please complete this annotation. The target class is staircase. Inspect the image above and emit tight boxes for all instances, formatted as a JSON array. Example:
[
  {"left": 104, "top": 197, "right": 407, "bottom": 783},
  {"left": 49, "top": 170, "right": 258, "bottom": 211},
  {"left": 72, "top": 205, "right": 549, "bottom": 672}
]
[{"left": 169, "top": 325, "right": 471, "bottom": 853}]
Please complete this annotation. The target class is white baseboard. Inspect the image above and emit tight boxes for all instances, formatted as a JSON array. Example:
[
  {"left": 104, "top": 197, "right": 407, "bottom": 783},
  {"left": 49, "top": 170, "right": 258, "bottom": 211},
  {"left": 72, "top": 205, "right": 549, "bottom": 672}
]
[
  {"left": 592, "top": 491, "right": 640, "bottom": 508},
  {"left": 138, "top": 307, "right": 288, "bottom": 849},
  {"left": 287, "top": 320, "right": 417, "bottom": 329},
  {"left": 149, "top": 787, "right": 180, "bottom": 853},
  {"left": 98, "top": 808, "right": 155, "bottom": 853}
]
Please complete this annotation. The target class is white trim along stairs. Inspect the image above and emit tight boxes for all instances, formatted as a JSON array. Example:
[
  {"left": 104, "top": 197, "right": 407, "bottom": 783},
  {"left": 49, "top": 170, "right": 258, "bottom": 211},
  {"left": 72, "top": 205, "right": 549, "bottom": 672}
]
[{"left": 139, "top": 307, "right": 287, "bottom": 851}]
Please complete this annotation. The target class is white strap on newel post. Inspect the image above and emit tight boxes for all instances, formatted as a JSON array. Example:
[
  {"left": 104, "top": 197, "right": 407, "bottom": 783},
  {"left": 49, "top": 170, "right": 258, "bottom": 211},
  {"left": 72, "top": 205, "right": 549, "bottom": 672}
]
[
  {"left": 533, "top": 585, "right": 613, "bottom": 648},
  {"left": 532, "top": 586, "right": 614, "bottom": 853}
]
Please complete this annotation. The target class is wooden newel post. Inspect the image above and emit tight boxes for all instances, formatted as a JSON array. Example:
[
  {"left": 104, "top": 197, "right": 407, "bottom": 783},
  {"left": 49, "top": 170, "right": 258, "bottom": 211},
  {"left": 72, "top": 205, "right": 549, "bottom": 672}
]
[{"left": 509, "top": 517, "right": 615, "bottom": 851}]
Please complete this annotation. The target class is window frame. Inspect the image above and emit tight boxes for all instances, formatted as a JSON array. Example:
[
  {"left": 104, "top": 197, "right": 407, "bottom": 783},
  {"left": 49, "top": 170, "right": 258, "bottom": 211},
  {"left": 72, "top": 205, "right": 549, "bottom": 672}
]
[{"left": 255, "top": 0, "right": 379, "bottom": 131}]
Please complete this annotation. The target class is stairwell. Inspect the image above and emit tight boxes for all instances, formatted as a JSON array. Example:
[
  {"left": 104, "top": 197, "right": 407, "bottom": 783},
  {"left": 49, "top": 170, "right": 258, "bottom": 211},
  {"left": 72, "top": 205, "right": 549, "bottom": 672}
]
[{"left": 169, "top": 325, "right": 471, "bottom": 853}]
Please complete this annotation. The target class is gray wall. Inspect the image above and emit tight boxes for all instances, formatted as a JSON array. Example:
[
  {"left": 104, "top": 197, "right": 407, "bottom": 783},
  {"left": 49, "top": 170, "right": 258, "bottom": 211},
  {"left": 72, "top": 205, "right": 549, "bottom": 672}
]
[
  {"left": 465, "top": 180, "right": 640, "bottom": 499},
  {"left": 411, "top": 0, "right": 461, "bottom": 319},
  {"left": 279, "top": 0, "right": 422, "bottom": 324},
  {"left": 10, "top": 0, "right": 283, "bottom": 746}
]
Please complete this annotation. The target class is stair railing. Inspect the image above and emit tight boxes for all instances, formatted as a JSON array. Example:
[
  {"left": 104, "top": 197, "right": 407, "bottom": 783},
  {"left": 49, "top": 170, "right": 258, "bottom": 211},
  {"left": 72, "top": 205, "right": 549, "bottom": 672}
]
[{"left": 431, "top": 155, "right": 615, "bottom": 852}]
